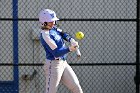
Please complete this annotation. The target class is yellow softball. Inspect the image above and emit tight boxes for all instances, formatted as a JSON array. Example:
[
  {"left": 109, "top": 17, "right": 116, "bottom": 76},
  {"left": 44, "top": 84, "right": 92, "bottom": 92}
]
[{"left": 75, "top": 31, "right": 84, "bottom": 40}]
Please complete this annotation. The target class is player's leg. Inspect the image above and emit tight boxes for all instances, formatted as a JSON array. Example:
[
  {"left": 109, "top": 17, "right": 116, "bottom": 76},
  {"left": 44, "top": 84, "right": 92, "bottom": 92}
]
[
  {"left": 43, "top": 60, "right": 64, "bottom": 93},
  {"left": 61, "top": 61, "right": 83, "bottom": 93}
]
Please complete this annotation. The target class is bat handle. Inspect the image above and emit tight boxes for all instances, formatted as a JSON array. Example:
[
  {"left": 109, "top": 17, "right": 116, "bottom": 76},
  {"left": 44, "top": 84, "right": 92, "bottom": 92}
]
[{"left": 76, "top": 47, "right": 81, "bottom": 58}]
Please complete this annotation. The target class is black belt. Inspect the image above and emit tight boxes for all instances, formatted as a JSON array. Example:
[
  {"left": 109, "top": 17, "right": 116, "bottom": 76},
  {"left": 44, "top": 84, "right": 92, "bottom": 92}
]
[{"left": 55, "top": 58, "right": 66, "bottom": 61}]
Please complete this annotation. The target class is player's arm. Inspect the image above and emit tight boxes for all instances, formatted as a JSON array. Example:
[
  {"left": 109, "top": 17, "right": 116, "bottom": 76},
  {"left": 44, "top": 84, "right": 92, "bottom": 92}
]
[
  {"left": 42, "top": 32, "right": 76, "bottom": 57},
  {"left": 59, "top": 31, "right": 72, "bottom": 42},
  {"left": 51, "top": 44, "right": 77, "bottom": 57},
  {"left": 56, "top": 28, "right": 72, "bottom": 42},
  {"left": 56, "top": 28, "right": 79, "bottom": 47}
]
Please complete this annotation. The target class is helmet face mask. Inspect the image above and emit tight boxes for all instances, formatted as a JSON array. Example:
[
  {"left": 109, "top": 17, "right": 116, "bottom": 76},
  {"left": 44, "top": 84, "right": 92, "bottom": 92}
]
[{"left": 39, "top": 9, "right": 59, "bottom": 24}]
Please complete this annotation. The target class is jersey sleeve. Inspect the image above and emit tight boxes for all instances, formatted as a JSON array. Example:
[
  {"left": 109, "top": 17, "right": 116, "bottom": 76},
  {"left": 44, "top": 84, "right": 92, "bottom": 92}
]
[
  {"left": 42, "top": 31, "right": 57, "bottom": 50},
  {"left": 57, "top": 28, "right": 72, "bottom": 42},
  {"left": 52, "top": 47, "right": 70, "bottom": 57}
]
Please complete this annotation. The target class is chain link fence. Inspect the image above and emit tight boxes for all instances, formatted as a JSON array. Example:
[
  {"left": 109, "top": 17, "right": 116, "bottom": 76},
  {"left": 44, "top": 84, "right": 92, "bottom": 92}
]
[{"left": 0, "top": 0, "right": 139, "bottom": 93}]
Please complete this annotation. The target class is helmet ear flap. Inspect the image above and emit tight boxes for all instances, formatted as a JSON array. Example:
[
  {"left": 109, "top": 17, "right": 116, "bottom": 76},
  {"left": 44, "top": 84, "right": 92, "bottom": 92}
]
[
  {"left": 44, "top": 22, "right": 48, "bottom": 26},
  {"left": 41, "top": 22, "right": 48, "bottom": 30}
]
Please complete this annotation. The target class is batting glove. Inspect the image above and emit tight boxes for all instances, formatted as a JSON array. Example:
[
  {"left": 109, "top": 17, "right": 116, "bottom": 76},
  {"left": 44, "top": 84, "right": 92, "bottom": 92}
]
[
  {"left": 70, "top": 38, "right": 79, "bottom": 48},
  {"left": 69, "top": 45, "right": 77, "bottom": 52}
]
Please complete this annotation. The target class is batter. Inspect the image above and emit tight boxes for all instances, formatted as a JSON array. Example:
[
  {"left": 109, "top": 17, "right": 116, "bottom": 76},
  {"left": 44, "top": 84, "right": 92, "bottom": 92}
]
[{"left": 39, "top": 9, "right": 83, "bottom": 93}]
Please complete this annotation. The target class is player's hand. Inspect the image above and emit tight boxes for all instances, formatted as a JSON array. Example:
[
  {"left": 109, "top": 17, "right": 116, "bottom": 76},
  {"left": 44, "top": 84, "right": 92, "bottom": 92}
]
[
  {"left": 70, "top": 38, "right": 79, "bottom": 48},
  {"left": 69, "top": 45, "right": 77, "bottom": 52}
]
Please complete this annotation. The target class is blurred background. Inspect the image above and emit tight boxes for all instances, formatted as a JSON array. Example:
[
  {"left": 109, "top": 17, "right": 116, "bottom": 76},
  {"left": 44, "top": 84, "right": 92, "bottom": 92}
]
[{"left": 0, "top": 0, "right": 139, "bottom": 93}]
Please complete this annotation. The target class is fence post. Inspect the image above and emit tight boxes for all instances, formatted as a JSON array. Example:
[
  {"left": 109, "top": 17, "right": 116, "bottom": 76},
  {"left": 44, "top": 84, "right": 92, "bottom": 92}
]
[
  {"left": 13, "top": 0, "right": 19, "bottom": 92},
  {"left": 136, "top": 0, "right": 140, "bottom": 93}
]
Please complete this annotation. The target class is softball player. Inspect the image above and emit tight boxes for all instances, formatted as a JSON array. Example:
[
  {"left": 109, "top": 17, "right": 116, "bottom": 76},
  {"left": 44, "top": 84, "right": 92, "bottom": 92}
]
[{"left": 39, "top": 9, "right": 83, "bottom": 93}]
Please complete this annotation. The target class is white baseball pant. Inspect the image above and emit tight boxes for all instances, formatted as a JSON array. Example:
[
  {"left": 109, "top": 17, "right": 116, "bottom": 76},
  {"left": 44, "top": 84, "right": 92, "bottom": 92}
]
[{"left": 43, "top": 59, "right": 83, "bottom": 93}]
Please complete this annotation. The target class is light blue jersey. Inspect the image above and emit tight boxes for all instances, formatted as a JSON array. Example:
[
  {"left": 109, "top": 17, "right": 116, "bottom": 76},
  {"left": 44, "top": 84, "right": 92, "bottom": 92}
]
[{"left": 40, "top": 27, "right": 72, "bottom": 60}]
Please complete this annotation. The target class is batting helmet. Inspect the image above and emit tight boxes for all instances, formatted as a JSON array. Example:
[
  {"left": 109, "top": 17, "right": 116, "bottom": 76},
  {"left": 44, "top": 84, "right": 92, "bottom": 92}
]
[{"left": 39, "top": 9, "right": 59, "bottom": 23}]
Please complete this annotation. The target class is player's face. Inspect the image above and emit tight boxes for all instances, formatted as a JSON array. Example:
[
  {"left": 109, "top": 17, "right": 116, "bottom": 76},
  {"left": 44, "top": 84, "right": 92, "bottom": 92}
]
[{"left": 47, "top": 21, "right": 55, "bottom": 28}]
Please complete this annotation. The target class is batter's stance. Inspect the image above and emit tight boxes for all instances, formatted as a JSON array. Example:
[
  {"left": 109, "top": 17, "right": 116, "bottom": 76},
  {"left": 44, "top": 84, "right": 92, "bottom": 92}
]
[{"left": 39, "top": 9, "right": 83, "bottom": 93}]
